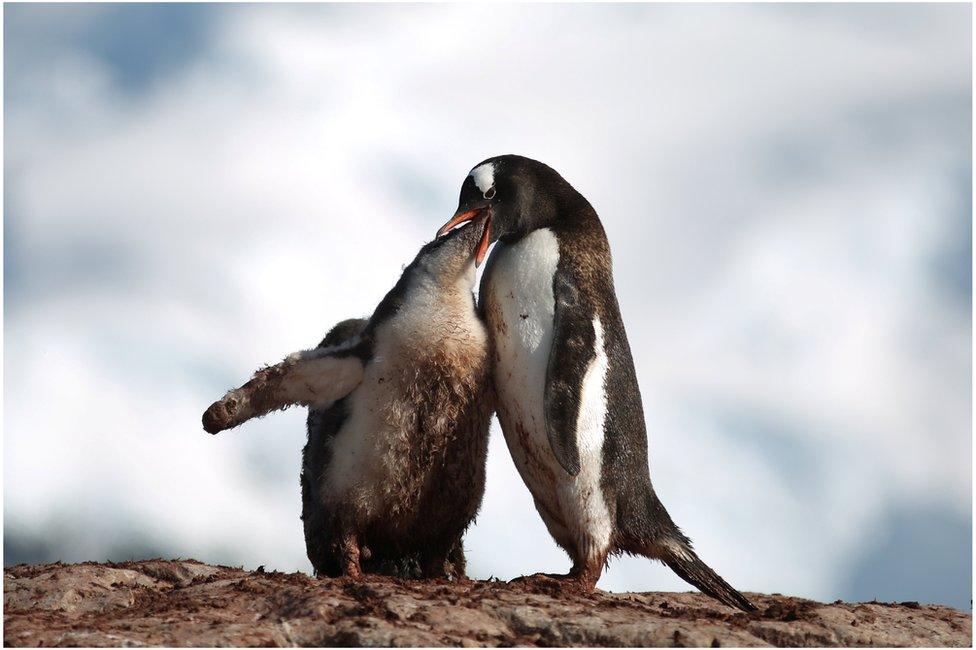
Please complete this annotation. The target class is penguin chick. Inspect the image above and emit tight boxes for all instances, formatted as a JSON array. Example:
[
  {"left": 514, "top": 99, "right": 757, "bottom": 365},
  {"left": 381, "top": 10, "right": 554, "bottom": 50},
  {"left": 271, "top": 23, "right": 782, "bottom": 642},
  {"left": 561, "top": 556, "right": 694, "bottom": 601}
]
[
  {"left": 203, "top": 218, "right": 494, "bottom": 579},
  {"left": 438, "top": 155, "right": 755, "bottom": 611},
  {"left": 301, "top": 318, "right": 466, "bottom": 579}
]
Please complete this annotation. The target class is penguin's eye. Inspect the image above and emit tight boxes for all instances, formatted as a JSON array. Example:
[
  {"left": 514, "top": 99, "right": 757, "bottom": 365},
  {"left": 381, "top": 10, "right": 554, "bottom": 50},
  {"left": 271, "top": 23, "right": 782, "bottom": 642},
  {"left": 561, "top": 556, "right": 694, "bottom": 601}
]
[{"left": 484, "top": 187, "right": 496, "bottom": 200}]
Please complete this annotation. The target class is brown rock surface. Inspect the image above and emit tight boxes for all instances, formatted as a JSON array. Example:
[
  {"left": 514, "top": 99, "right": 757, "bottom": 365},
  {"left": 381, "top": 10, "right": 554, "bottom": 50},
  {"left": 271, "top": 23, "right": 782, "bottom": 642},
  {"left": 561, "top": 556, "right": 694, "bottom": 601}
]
[{"left": 3, "top": 559, "right": 971, "bottom": 647}]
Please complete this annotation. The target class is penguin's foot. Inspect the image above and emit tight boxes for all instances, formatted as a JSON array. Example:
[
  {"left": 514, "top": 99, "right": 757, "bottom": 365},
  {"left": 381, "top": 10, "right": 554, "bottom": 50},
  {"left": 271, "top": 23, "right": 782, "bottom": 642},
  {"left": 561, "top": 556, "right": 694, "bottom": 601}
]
[
  {"left": 569, "top": 559, "right": 604, "bottom": 593},
  {"left": 338, "top": 531, "right": 363, "bottom": 579}
]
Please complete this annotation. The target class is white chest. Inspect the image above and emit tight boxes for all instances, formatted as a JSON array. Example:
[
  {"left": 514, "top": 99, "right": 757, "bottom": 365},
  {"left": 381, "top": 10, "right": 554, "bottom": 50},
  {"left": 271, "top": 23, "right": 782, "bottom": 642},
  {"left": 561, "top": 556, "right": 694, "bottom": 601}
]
[
  {"left": 321, "top": 273, "right": 488, "bottom": 518},
  {"left": 485, "top": 229, "right": 613, "bottom": 561},
  {"left": 488, "top": 229, "right": 560, "bottom": 404}
]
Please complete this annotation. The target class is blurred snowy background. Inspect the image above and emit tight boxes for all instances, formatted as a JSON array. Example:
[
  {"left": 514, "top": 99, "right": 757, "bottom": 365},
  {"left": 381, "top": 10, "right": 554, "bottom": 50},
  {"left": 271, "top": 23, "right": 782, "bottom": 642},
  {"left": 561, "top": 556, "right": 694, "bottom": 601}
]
[{"left": 4, "top": 4, "right": 971, "bottom": 610}]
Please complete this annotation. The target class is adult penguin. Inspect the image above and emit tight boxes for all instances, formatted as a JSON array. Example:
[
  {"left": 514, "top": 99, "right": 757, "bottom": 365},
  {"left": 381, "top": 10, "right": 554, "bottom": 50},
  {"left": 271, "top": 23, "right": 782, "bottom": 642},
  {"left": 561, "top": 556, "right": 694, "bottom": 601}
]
[{"left": 437, "top": 155, "right": 754, "bottom": 611}]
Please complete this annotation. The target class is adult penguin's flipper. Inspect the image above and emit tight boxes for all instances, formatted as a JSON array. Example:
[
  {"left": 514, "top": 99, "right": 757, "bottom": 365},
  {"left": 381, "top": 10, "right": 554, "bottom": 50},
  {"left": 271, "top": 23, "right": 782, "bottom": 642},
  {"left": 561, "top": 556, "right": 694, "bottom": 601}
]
[
  {"left": 203, "top": 347, "right": 364, "bottom": 434},
  {"left": 544, "top": 271, "right": 597, "bottom": 476}
]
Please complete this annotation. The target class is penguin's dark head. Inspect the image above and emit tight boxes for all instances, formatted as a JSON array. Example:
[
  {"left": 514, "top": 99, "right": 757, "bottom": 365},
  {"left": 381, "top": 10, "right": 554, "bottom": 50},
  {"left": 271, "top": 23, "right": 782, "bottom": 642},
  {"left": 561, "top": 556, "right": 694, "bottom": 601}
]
[{"left": 436, "top": 155, "right": 581, "bottom": 265}]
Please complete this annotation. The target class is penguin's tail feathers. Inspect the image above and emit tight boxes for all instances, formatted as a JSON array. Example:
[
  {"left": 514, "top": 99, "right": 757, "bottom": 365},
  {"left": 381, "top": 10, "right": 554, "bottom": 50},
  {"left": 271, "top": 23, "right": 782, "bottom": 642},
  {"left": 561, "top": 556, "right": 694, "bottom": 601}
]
[{"left": 657, "top": 538, "right": 756, "bottom": 612}]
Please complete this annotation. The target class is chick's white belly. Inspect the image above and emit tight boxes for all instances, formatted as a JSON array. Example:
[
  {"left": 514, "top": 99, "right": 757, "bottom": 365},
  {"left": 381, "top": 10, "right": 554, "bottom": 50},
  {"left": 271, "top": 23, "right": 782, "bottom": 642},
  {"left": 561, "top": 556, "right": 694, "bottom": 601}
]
[
  {"left": 321, "top": 350, "right": 410, "bottom": 518},
  {"left": 320, "top": 294, "right": 487, "bottom": 521}
]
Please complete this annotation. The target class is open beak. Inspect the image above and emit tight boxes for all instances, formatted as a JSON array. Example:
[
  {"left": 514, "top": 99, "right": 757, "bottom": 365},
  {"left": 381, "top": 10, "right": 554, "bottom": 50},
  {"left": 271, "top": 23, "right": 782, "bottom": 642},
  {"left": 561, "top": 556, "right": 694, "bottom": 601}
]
[{"left": 437, "top": 207, "right": 493, "bottom": 267}]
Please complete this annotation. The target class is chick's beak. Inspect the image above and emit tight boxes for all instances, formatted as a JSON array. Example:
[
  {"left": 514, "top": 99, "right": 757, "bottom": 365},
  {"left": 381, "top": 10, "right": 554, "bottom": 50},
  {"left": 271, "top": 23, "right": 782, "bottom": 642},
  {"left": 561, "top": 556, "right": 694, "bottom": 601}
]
[{"left": 437, "top": 207, "right": 493, "bottom": 267}]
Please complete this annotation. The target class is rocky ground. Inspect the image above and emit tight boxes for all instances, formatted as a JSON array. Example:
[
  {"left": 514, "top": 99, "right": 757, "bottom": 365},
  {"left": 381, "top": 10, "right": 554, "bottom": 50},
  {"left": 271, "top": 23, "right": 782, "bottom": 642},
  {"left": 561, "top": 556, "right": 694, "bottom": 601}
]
[{"left": 3, "top": 559, "right": 971, "bottom": 647}]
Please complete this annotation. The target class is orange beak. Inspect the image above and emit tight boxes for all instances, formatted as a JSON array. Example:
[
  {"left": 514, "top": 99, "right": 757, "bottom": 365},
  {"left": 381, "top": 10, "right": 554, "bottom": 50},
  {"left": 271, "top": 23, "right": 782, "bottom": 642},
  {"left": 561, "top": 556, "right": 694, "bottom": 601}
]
[{"left": 437, "top": 208, "right": 493, "bottom": 267}]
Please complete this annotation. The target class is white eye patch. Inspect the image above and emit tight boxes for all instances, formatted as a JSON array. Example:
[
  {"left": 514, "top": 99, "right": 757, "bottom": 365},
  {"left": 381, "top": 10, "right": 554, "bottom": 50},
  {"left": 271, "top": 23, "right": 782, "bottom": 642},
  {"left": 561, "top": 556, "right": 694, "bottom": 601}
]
[{"left": 470, "top": 162, "right": 495, "bottom": 194}]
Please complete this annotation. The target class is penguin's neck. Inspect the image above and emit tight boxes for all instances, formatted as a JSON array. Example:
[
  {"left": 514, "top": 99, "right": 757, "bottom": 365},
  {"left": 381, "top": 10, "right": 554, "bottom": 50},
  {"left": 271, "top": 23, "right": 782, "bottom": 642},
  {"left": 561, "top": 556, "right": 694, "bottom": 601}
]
[
  {"left": 504, "top": 192, "right": 600, "bottom": 246},
  {"left": 391, "top": 258, "right": 478, "bottom": 346}
]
